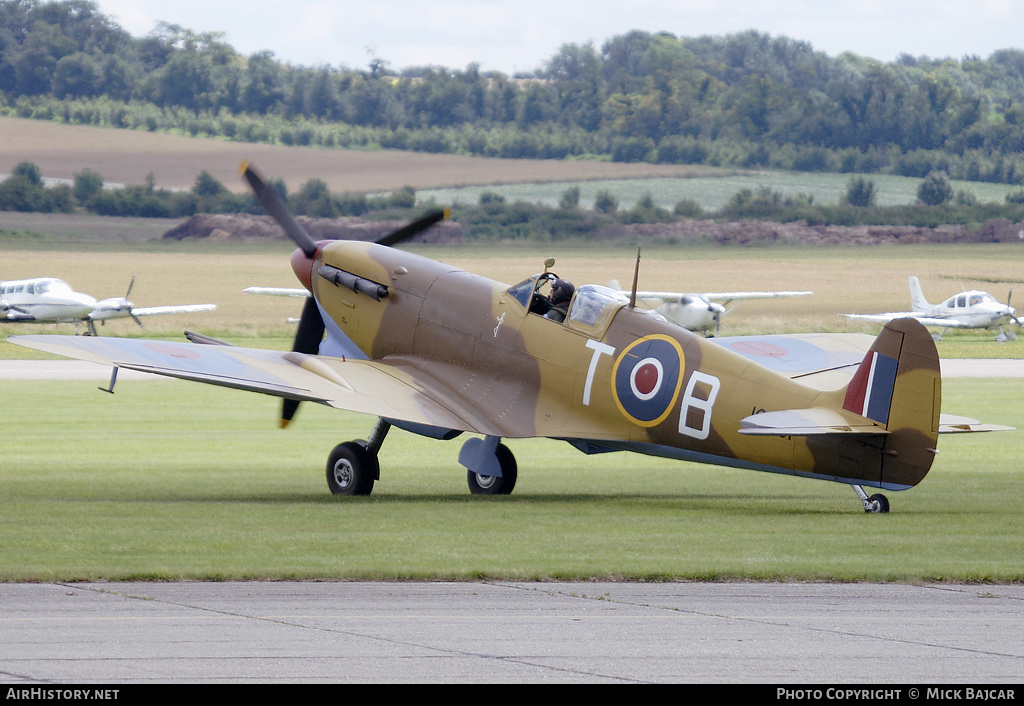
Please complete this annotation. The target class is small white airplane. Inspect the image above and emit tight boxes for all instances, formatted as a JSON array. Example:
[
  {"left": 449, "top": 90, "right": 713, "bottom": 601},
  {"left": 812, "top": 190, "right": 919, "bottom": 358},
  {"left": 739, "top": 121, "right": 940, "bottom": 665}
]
[
  {"left": 607, "top": 280, "right": 812, "bottom": 335},
  {"left": 1, "top": 276, "right": 217, "bottom": 335},
  {"left": 843, "top": 276, "right": 1021, "bottom": 342}
]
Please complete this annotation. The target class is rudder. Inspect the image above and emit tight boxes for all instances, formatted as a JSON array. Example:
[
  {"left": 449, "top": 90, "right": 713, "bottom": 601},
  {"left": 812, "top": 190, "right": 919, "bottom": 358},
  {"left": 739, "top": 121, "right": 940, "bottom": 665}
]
[
  {"left": 843, "top": 317, "right": 940, "bottom": 489},
  {"left": 908, "top": 275, "right": 931, "bottom": 311}
]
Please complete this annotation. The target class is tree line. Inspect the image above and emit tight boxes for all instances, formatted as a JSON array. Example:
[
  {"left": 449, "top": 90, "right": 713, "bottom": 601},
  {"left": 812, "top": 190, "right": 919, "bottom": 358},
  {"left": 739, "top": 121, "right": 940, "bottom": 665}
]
[
  {"left": 5, "top": 160, "right": 1024, "bottom": 242},
  {"left": 6, "top": 0, "right": 1024, "bottom": 187}
]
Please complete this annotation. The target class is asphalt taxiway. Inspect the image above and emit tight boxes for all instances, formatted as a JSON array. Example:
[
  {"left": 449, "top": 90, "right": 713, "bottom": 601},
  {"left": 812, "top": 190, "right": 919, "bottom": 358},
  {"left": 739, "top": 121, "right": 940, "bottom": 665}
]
[{"left": 1, "top": 581, "right": 1022, "bottom": 684}]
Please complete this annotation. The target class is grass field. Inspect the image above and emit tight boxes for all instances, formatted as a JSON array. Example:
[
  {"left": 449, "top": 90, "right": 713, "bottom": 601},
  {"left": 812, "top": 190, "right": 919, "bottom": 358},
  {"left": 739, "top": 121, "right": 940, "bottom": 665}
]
[{"left": 1, "top": 377, "right": 1020, "bottom": 582}]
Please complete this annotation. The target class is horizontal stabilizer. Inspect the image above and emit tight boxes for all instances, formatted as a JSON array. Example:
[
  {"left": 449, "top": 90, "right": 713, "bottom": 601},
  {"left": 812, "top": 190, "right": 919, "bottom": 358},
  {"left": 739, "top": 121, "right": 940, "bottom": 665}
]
[
  {"left": 739, "top": 407, "right": 887, "bottom": 436},
  {"left": 937, "top": 414, "right": 1016, "bottom": 433}
]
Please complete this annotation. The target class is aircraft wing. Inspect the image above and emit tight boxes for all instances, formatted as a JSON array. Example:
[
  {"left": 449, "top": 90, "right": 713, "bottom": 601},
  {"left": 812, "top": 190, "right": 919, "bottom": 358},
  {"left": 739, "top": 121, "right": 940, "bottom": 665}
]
[
  {"left": 626, "top": 290, "right": 811, "bottom": 304},
  {"left": 703, "top": 290, "right": 812, "bottom": 302},
  {"left": 243, "top": 287, "right": 310, "bottom": 297},
  {"left": 130, "top": 304, "right": 218, "bottom": 317},
  {"left": 7, "top": 334, "right": 525, "bottom": 435},
  {"left": 842, "top": 313, "right": 973, "bottom": 328},
  {"left": 710, "top": 332, "right": 874, "bottom": 388}
]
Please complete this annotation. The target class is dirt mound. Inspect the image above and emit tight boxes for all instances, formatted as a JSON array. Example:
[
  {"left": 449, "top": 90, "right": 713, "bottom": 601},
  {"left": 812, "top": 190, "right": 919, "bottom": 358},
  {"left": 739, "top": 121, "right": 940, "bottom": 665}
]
[
  {"left": 164, "top": 213, "right": 1024, "bottom": 247},
  {"left": 162, "top": 213, "right": 464, "bottom": 244}
]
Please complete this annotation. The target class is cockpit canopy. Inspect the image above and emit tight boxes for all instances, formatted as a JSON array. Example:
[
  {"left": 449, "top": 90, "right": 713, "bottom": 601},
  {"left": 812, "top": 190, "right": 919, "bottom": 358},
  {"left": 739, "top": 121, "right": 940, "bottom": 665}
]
[
  {"left": 506, "top": 275, "right": 635, "bottom": 333},
  {"left": 943, "top": 291, "right": 997, "bottom": 308},
  {"left": 1, "top": 278, "right": 73, "bottom": 296}
]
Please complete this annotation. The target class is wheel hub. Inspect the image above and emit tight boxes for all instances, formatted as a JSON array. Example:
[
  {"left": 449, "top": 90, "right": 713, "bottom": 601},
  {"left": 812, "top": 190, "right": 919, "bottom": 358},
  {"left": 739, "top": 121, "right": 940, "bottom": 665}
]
[
  {"left": 474, "top": 473, "right": 497, "bottom": 489},
  {"left": 332, "top": 459, "right": 354, "bottom": 489}
]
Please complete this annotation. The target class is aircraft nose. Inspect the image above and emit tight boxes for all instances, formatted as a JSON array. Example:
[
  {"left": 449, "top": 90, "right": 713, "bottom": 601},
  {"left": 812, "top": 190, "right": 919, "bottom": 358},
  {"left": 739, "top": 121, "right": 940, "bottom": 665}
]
[{"left": 290, "top": 246, "right": 316, "bottom": 292}]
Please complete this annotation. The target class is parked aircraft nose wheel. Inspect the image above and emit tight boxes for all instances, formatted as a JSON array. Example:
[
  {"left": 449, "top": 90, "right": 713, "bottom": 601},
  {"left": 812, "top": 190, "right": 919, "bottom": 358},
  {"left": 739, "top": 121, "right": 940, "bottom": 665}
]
[
  {"left": 466, "top": 443, "right": 518, "bottom": 495},
  {"left": 865, "top": 493, "right": 890, "bottom": 513},
  {"left": 326, "top": 441, "right": 378, "bottom": 496}
]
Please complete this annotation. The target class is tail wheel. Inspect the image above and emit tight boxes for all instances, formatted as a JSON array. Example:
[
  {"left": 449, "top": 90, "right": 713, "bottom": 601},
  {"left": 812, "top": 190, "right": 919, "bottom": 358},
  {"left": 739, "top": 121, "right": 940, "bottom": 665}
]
[
  {"left": 467, "top": 443, "right": 517, "bottom": 495},
  {"left": 326, "top": 441, "right": 378, "bottom": 496}
]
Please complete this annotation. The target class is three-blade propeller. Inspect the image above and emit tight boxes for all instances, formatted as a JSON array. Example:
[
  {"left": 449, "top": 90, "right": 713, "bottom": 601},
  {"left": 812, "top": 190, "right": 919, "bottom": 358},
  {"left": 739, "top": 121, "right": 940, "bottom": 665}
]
[{"left": 240, "top": 162, "right": 447, "bottom": 426}]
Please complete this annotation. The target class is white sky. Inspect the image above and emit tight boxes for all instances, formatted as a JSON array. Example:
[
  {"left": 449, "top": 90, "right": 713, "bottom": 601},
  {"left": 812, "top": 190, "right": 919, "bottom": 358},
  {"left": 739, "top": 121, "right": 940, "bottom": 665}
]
[{"left": 92, "top": 0, "right": 1024, "bottom": 75}]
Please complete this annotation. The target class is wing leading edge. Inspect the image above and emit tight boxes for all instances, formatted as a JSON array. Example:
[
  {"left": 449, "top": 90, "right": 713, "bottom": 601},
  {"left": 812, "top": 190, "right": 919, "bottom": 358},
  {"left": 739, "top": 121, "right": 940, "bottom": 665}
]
[
  {"left": 8, "top": 334, "right": 497, "bottom": 434},
  {"left": 842, "top": 312, "right": 975, "bottom": 328}
]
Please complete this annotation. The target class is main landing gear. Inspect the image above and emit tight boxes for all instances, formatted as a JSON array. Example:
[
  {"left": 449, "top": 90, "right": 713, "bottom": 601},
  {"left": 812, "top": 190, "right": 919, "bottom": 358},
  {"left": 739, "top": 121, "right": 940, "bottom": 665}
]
[
  {"left": 325, "top": 420, "right": 517, "bottom": 497},
  {"left": 852, "top": 484, "right": 890, "bottom": 513}
]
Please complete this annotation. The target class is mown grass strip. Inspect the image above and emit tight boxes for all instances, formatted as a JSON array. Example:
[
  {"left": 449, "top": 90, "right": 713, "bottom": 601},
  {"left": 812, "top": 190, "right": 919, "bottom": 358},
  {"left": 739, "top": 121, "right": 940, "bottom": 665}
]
[{"left": 1, "top": 378, "right": 1020, "bottom": 582}]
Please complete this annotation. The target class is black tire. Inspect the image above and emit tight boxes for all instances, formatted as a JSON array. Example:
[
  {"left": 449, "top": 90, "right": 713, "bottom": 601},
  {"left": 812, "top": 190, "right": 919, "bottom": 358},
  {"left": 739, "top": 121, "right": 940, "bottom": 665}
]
[
  {"left": 865, "top": 493, "right": 890, "bottom": 513},
  {"left": 467, "top": 443, "right": 517, "bottom": 495},
  {"left": 326, "top": 441, "right": 378, "bottom": 496}
]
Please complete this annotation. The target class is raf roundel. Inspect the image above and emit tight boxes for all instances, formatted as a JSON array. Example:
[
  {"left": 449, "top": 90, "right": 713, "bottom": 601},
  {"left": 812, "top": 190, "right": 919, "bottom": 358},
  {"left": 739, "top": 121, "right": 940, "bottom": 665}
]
[{"left": 612, "top": 335, "right": 685, "bottom": 426}]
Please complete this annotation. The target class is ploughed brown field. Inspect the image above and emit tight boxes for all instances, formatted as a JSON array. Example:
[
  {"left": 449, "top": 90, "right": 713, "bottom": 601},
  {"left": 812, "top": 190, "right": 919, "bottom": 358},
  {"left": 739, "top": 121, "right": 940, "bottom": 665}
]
[{"left": 0, "top": 116, "right": 714, "bottom": 193}]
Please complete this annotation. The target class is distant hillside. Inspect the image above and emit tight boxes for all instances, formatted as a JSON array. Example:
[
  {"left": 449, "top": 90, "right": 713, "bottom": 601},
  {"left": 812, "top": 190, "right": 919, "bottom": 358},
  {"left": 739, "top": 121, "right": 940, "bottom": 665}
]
[{"left": 0, "top": 116, "right": 711, "bottom": 193}]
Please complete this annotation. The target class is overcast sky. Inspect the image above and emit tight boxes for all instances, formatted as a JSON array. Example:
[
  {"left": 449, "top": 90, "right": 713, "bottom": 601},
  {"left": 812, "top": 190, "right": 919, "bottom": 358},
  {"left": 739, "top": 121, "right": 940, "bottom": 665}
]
[{"left": 92, "top": 0, "right": 1024, "bottom": 75}]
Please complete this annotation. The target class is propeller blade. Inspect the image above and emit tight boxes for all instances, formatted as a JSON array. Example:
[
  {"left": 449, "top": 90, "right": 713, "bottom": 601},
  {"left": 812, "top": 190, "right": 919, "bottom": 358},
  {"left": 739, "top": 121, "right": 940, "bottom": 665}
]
[
  {"left": 375, "top": 208, "right": 448, "bottom": 247},
  {"left": 240, "top": 161, "right": 318, "bottom": 258},
  {"left": 281, "top": 296, "right": 326, "bottom": 427},
  {"left": 125, "top": 275, "right": 135, "bottom": 300}
]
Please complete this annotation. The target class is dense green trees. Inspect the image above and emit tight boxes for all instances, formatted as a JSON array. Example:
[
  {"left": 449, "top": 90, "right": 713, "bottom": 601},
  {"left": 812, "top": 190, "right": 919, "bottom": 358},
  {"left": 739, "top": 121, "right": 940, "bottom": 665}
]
[{"left": 6, "top": 1, "right": 1024, "bottom": 189}]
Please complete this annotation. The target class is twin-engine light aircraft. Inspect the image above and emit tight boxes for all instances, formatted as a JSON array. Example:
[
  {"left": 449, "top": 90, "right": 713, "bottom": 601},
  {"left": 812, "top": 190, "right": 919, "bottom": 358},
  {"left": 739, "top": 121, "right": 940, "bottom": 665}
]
[
  {"left": 607, "top": 280, "right": 811, "bottom": 335},
  {"left": 1, "top": 276, "right": 216, "bottom": 335},
  {"left": 844, "top": 276, "right": 1021, "bottom": 342},
  {"left": 8, "top": 164, "right": 1012, "bottom": 513}
]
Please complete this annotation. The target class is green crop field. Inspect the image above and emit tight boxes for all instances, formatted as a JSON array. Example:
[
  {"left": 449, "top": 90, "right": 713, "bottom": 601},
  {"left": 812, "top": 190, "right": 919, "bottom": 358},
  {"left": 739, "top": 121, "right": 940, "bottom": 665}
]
[{"left": 417, "top": 172, "right": 1023, "bottom": 211}]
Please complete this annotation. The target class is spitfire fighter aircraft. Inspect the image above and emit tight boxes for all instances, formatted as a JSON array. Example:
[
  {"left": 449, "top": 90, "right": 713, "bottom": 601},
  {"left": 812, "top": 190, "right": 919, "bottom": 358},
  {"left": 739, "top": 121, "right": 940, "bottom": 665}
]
[
  {"left": 607, "top": 280, "right": 811, "bottom": 335},
  {"left": 1, "top": 275, "right": 216, "bottom": 335},
  {"left": 844, "top": 276, "right": 1021, "bottom": 342},
  {"left": 8, "top": 164, "right": 1012, "bottom": 513}
]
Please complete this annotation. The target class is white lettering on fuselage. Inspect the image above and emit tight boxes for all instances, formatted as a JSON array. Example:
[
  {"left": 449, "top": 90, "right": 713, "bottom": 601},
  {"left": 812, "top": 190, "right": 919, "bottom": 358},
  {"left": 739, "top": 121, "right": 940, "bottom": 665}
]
[
  {"left": 583, "top": 339, "right": 720, "bottom": 437},
  {"left": 583, "top": 339, "right": 615, "bottom": 405},
  {"left": 678, "top": 371, "right": 720, "bottom": 440}
]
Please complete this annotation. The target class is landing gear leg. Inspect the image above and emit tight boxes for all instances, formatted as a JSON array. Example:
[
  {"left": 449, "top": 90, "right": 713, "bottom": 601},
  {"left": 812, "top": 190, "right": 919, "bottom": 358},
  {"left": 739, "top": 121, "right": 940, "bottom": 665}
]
[
  {"left": 852, "top": 484, "right": 889, "bottom": 513},
  {"left": 995, "top": 326, "right": 1016, "bottom": 342},
  {"left": 325, "top": 418, "right": 390, "bottom": 496}
]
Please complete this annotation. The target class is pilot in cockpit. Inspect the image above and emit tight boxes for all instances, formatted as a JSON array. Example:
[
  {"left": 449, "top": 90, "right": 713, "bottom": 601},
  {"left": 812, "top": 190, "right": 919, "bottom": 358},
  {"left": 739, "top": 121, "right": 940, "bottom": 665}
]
[
  {"left": 543, "top": 278, "right": 575, "bottom": 322},
  {"left": 527, "top": 274, "right": 575, "bottom": 322}
]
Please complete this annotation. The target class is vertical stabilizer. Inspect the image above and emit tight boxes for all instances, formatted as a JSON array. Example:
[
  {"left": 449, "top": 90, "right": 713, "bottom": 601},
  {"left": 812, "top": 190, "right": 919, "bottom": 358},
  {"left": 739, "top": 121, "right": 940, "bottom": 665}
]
[
  {"left": 842, "top": 317, "right": 940, "bottom": 489},
  {"left": 908, "top": 276, "right": 931, "bottom": 312}
]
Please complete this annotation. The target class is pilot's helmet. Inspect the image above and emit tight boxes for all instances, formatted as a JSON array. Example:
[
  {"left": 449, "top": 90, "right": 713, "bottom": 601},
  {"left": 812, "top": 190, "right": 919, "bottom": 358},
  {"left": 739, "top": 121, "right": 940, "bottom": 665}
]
[{"left": 551, "top": 278, "right": 575, "bottom": 304}]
